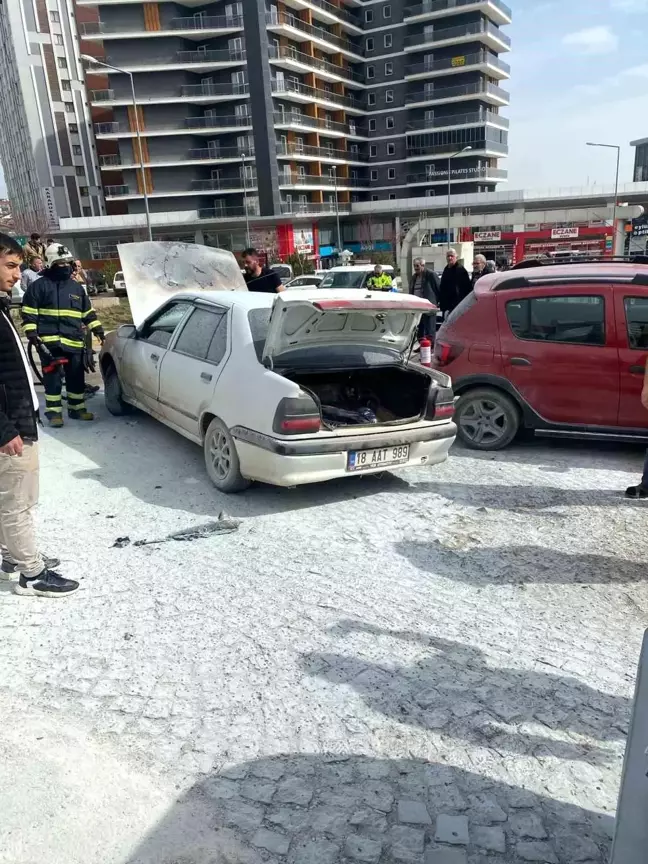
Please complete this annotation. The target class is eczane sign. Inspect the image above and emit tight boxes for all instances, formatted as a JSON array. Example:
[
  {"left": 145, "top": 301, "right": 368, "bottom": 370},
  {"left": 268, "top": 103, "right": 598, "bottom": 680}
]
[{"left": 551, "top": 227, "right": 579, "bottom": 240}]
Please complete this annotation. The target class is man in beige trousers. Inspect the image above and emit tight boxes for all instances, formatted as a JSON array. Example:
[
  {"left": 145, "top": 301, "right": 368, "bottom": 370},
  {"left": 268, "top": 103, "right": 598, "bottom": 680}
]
[{"left": 0, "top": 233, "right": 78, "bottom": 597}]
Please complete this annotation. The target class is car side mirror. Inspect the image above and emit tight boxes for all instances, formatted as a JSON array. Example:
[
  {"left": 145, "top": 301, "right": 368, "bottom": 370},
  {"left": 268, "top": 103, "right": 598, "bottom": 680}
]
[{"left": 119, "top": 324, "right": 137, "bottom": 338}]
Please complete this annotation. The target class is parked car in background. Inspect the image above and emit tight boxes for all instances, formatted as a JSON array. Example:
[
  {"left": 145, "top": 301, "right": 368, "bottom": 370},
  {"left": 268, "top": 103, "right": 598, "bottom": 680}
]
[
  {"left": 319, "top": 265, "right": 395, "bottom": 291},
  {"left": 85, "top": 269, "right": 108, "bottom": 296},
  {"left": 434, "top": 261, "right": 648, "bottom": 450},
  {"left": 270, "top": 263, "right": 293, "bottom": 283},
  {"left": 100, "top": 289, "right": 455, "bottom": 492},
  {"left": 113, "top": 270, "right": 127, "bottom": 297},
  {"left": 284, "top": 275, "right": 324, "bottom": 290}
]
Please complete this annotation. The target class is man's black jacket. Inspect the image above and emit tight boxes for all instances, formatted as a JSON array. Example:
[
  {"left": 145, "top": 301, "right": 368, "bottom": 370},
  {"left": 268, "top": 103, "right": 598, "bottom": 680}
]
[
  {"left": 439, "top": 263, "right": 472, "bottom": 314},
  {"left": 0, "top": 298, "right": 38, "bottom": 447}
]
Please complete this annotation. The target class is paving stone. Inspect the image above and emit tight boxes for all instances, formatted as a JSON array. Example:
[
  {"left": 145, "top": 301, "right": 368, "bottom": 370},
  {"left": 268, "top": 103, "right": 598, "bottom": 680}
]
[
  {"left": 349, "top": 808, "right": 388, "bottom": 833},
  {"left": 289, "top": 839, "right": 339, "bottom": 864},
  {"left": 423, "top": 709, "right": 452, "bottom": 729},
  {"left": 435, "top": 814, "right": 469, "bottom": 846},
  {"left": 222, "top": 801, "right": 265, "bottom": 832},
  {"left": 516, "top": 841, "right": 559, "bottom": 863},
  {"left": 398, "top": 800, "right": 432, "bottom": 825},
  {"left": 472, "top": 825, "right": 506, "bottom": 854},
  {"left": 266, "top": 807, "right": 310, "bottom": 833},
  {"left": 390, "top": 825, "right": 425, "bottom": 862},
  {"left": 553, "top": 835, "right": 602, "bottom": 862},
  {"left": 344, "top": 834, "right": 383, "bottom": 863},
  {"left": 251, "top": 761, "right": 286, "bottom": 781},
  {"left": 241, "top": 779, "right": 277, "bottom": 804},
  {"left": 467, "top": 794, "right": 508, "bottom": 824},
  {"left": 310, "top": 806, "right": 349, "bottom": 837},
  {"left": 362, "top": 781, "right": 395, "bottom": 813},
  {"left": 251, "top": 828, "right": 290, "bottom": 856},
  {"left": 507, "top": 789, "right": 539, "bottom": 809},
  {"left": 276, "top": 777, "right": 314, "bottom": 806},
  {"left": 509, "top": 812, "right": 548, "bottom": 840},
  {"left": 425, "top": 848, "right": 468, "bottom": 864}
]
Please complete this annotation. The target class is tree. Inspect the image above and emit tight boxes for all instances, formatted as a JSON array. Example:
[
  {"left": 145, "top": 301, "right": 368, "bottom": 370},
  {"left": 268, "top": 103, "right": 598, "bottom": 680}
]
[{"left": 285, "top": 251, "right": 314, "bottom": 275}]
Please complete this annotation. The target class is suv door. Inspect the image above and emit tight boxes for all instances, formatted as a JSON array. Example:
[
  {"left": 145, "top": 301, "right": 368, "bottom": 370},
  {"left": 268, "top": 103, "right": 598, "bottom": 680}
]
[
  {"left": 497, "top": 285, "right": 619, "bottom": 426},
  {"left": 156, "top": 304, "right": 230, "bottom": 437},
  {"left": 615, "top": 291, "right": 648, "bottom": 429}
]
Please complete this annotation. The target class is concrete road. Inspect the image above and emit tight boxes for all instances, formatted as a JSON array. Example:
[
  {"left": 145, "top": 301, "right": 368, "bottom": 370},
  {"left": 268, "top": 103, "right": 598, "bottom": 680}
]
[{"left": 0, "top": 399, "right": 646, "bottom": 864}]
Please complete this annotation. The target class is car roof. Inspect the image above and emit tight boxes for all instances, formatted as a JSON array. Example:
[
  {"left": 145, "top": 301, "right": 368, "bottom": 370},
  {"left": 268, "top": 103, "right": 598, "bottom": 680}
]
[
  {"left": 326, "top": 265, "right": 394, "bottom": 272},
  {"left": 475, "top": 262, "right": 648, "bottom": 295}
]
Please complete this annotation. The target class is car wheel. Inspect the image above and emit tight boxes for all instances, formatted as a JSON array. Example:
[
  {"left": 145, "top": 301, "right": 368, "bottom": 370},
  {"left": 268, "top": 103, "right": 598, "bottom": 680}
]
[
  {"left": 204, "top": 417, "right": 250, "bottom": 493},
  {"left": 455, "top": 387, "right": 520, "bottom": 450},
  {"left": 104, "top": 363, "right": 132, "bottom": 416}
]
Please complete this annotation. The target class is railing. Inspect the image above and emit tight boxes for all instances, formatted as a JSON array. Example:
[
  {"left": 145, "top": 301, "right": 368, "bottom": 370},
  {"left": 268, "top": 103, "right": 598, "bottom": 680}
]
[
  {"left": 407, "top": 141, "right": 509, "bottom": 158},
  {"left": 94, "top": 121, "right": 119, "bottom": 134},
  {"left": 406, "top": 51, "right": 510, "bottom": 77},
  {"left": 404, "top": 0, "right": 512, "bottom": 21},
  {"left": 90, "top": 89, "right": 115, "bottom": 102},
  {"left": 404, "top": 19, "right": 511, "bottom": 48},
  {"left": 81, "top": 15, "right": 244, "bottom": 35},
  {"left": 176, "top": 48, "right": 246, "bottom": 64},
  {"left": 278, "top": 173, "right": 366, "bottom": 187},
  {"left": 104, "top": 185, "right": 130, "bottom": 196},
  {"left": 180, "top": 82, "right": 249, "bottom": 97},
  {"left": 191, "top": 178, "right": 257, "bottom": 190},
  {"left": 100, "top": 149, "right": 255, "bottom": 167},
  {"left": 277, "top": 142, "right": 368, "bottom": 161},
  {"left": 265, "top": 11, "right": 362, "bottom": 56},
  {"left": 99, "top": 154, "right": 122, "bottom": 166},
  {"left": 185, "top": 115, "right": 252, "bottom": 129},
  {"left": 188, "top": 147, "right": 254, "bottom": 160},
  {"left": 281, "top": 201, "right": 352, "bottom": 215},
  {"left": 198, "top": 205, "right": 260, "bottom": 219},
  {"left": 297, "top": 0, "right": 361, "bottom": 28},
  {"left": 405, "top": 81, "right": 510, "bottom": 104},
  {"left": 272, "top": 78, "right": 363, "bottom": 110},
  {"left": 269, "top": 44, "right": 364, "bottom": 83},
  {"left": 407, "top": 167, "right": 508, "bottom": 182},
  {"left": 273, "top": 110, "right": 361, "bottom": 136},
  {"left": 406, "top": 110, "right": 509, "bottom": 132}
]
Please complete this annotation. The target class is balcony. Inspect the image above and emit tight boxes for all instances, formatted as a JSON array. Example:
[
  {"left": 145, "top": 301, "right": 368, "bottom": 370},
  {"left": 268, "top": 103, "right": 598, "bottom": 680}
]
[
  {"left": 282, "top": 0, "right": 362, "bottom": 32},
  {"left": 277, "top": 142, "right": 368, "bottom": 163},
  {"left": 278, "top": 173, "right": 366, "bottom": 188},
  {"left": 407, "top": 141, "right": 508, "bottom": 160},
  {"left": 90, "top": 82, "right": 250, "bottom": 107},
  {"left": 269, "top": 44, "right": 364, "bottom": 84},
  {"left": 406, "top": 110, "right": 509, "bottom": 133},
  {"left": 94, "top": 117, "right": 252, "bottom": 141},
  {"left": 403, "top": 0, "right": 512, "bottom": 26},
  {"left": 404, "top": 20, "right": 511, "bottom": 52},
  {"left": 405, "top": 81, "right": 510, "bottom": 108},
  {"left": 185, "top": 115, "right": 252, "bottom": 130},
  {"left": 104, "top": 185, "right": 130, "bottom": 197},
  {"left": 104, "top": 182, "right": 258, "bottom": 200},
  {"left": 273, "top": 110, "right": 365, "bottom": 139},
  {"left": 105, "top": 48, "right": 247, "bottom": 74},
  {"left": 265, "top": 11, "right": 363, "bottom": 60},
  {"left": 272, "top": 78, "right": 364, "bottom": 113},
  {"left": 199, "top": 204, "right": 259, "bottom": 220},
  {"left": 191, "top": 178, "right": 257, "bottom": 192},
  {"left": 99, "top": 147, "right": 254, "bottom": 170},
  {"left": 405, "top": 51, "right": 510, "bottom": 81},
  {"left": 80, "top": 15, "right": 244, "bottom": 39},
  {"left": 280, "top": 200, "right": 352, "bottom": 215},
  {"left": 406, "top": 167, "right": 508, "bottom": 184}
]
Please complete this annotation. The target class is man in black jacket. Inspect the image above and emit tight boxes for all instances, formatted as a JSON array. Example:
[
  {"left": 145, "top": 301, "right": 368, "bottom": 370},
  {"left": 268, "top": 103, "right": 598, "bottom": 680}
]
[
  {"left": 0, "top": 234, "right": 78, "bottom": 597},
  {"left": 409, "top": 257, "right": 440, "bottom": 340},
  {"left": 439, "top": 248, "right": 472, "bottom": 317},
  {"left": 22, "top": 242, "right": 104, "bottom": 426}
]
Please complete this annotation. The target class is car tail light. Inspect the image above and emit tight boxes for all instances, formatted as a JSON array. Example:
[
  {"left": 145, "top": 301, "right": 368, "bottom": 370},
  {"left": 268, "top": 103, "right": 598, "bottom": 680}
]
[
  {"left": 434, "top": 340, "right": 464, "bottom": 367},
  {"left": 273, "top": 395, "right": 321, "bottom": 435},
  {"left": 425, "top": 383, "right": 455, "bottom": 421}
]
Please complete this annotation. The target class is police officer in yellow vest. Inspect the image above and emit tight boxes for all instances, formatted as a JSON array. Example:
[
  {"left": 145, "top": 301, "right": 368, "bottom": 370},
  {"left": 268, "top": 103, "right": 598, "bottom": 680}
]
[
  {"left": 21, "top": 243, "right": 104, "bottom": 427},
  {"left": 366, "top": 264, "right": 393, "bottom": 291}
]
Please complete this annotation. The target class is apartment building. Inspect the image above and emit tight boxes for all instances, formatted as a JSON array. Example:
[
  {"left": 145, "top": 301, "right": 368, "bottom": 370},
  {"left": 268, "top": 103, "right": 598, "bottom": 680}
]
[
  {"left": 78, "top": 0, "right": 511, "bottom": 225},
  {"left": 0, "top": 0, "right": 103, "bottom": 235}
]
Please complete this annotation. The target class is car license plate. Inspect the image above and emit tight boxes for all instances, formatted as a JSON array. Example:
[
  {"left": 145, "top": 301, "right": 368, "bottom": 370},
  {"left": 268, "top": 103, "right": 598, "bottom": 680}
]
[{"left": 347, "top": 445, "right": 410, "bottom": 472}]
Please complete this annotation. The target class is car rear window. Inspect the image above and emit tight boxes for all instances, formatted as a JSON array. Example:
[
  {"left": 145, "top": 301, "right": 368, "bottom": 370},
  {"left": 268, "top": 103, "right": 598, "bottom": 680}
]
[
  {"left": 506, "top": 295, "right": 605, "bottom": 345},
  {"left": 444, "top": 291, "right": 477, "bottom": 327},
  {"left": 320, "top": 271, "right": 367, "bottom": 290}
]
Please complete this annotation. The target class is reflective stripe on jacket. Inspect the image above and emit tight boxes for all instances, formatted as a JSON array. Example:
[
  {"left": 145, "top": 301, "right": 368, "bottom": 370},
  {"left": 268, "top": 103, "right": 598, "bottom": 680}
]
[
  {"left": 21, "top": 274, "right": 102, "bottom": 353},
  {"left": 367, "top": 273, "right": 393, "bottom": 290}
]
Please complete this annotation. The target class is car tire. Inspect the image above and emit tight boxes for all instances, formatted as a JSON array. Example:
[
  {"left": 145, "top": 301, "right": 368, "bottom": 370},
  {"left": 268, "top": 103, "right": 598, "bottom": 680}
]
[
  {"left": 203, "top": 417, "right": 251, "bottom": 493},
  {"left": 455, "top": 387, "right": 520, "bottom": 451},
  {"left": 104, "top": 363, "right": 132, "bottom": 416}
]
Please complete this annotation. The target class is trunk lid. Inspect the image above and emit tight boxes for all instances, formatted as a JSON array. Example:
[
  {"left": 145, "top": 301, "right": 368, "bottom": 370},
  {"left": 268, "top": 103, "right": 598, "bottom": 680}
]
[{"left": 262, "top": 290, "right": 436, "bottom": 366}]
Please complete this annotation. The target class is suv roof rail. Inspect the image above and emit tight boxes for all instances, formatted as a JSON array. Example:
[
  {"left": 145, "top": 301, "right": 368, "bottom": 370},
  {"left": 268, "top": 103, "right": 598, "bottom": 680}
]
[{"left": 511, "top": 255, "right": 648, "bottom": 270}]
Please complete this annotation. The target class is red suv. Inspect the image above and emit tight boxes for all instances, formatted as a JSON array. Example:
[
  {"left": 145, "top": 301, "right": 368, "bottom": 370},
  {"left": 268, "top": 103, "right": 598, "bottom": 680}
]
[{"left": 433, "top": 261, "right": 648, "bottom": 449}]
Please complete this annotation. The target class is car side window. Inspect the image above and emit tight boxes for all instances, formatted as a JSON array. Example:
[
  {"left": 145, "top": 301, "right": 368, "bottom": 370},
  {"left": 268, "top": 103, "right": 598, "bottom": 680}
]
[
  {"left": 506, "top": 295, "right": 605, "bottom": 346},
  {"left": 141, "top": 302, "right": 192, "bottom": 349},
  {"left": 207, "top": 313, "right": 228, "bottom": 364},
  {"left": 624, "top": 297, "right": 648, "bottom": 349},
  {"left": 174, "top": 307, "right": 226, "bottom": 361}
]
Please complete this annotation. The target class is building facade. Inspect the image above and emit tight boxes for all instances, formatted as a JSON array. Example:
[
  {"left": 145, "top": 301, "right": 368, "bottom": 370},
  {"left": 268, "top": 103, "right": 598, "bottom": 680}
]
[
  {"left": 0, "top": 0, "right": 104, "bottom": 235},
  {"left": 77, "top": 0, "right": 511, "bottom": 230}
]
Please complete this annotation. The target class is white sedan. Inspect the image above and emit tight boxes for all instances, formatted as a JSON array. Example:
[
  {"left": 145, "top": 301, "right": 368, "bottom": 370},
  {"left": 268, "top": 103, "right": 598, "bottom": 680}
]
[{"left": 100, "top": 290, "right": 456, "bottom": 492}]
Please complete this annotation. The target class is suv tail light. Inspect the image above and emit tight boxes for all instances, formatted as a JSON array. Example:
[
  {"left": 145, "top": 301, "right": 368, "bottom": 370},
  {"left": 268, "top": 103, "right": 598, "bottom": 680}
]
[
  {"left": 273, "top": 395, "right": 321, "bottom": 435},
  {"left": 426, "top": 383, "right": 455, "bottom": 421},
  {"left": 434, "top": 340, "right": 464, "bottom": 367}
]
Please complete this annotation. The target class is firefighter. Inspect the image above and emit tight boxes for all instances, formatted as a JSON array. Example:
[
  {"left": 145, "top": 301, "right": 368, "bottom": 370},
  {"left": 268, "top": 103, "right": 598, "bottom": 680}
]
[{"left": 21, "top": 243, "right": 105, "bottom": 427}]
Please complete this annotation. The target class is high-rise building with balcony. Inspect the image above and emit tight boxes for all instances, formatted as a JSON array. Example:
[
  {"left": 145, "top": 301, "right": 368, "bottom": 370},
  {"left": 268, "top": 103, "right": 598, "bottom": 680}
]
[
  {"left": 77, "top": 0, "right": 511, "bottom": 225},
  {"left": 0, "top": 0, "right": 104, "bottom": 235}
]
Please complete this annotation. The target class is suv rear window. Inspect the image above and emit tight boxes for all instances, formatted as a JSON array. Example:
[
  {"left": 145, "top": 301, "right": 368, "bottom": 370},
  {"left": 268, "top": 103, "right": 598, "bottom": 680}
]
[{"left": 506, "top": 295, "right": 605, "bottom": 345}]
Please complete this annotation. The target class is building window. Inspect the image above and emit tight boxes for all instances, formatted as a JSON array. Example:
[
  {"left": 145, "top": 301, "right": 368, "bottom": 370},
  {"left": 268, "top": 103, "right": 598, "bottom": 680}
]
[
  {"left": 368, "top": 93, "right": 376, "bottom": 107},
  {"left": 79, "top": 186, "right": 89, "bottom": 197},
  {"left": 384, "top": 33, "right": 392, "bottom": 48},
  {"left": 366, "top": 37, "right": 374, "bottom": 51},
  {"left": 61, "top": 80, "right": 71, "bottom": 91},
  {"left": 365, "top": 8, "right": 374, "bottom": 22},
  {"left": 83, "top": 206, "right": 92, "bottom": 217},
  {"left": 64, "top": 102, "right": 74, "bottom": 113},
  {"left": 370, "top": 169, "right": 378, "bottom": 181},
  {"left": 72, "top": 144, "right": 82, "bottom": 155},
  {"left": 54, "top": 34, "right": 64, "bottom": 45},
  {"left": 389, "top": 193, "right": 396, "bottom": 199},
  {"left": 369, "top": 118, "right": 376, "bottom": 131},
  {"left": 426, "top": 189, "right": 435, "bottom": 197},
  {"left": 371, "top": 194, "right": 379, "bottom": 201},
  {"left": 57, "top": 57, "right": 67, "bottom": 69},
  {"left": 386, "top": 115, "right": 394, "bottom": 129},
  {"left": 367, "top": 65, "right": 375, "bottom": 79},
  {"left": 388, "top": 167, "right": 395, "bottom": 180},
  {"left": 385, "top": 61, "right": 393, "bottom": 76},
  {"left": 385, "top": 89, "right": 393, "bottom": 103},
  {"left": 370, "top": 144, "right": 377, "bottom": 157},
  {"left": 387, "top": 143, "right": 395, "bottom": 155},
  {"left": 75, "top": 166, "right": 84, "bottom": 176},
  {"left": 383, "top": 5, "right": 391, "bottom": 18},
  {"left": 50, "top": 10, "right": 60, "bottom": 22}
]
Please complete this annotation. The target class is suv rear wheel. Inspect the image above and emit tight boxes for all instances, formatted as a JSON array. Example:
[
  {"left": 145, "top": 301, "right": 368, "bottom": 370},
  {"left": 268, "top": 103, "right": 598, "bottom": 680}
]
[{"left": 455, "top": 387, "right": 520, "bottom": 450}]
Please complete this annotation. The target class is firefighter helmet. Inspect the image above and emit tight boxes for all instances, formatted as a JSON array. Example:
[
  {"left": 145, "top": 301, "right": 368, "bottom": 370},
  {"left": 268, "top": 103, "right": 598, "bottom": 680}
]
[{"left": 44, "top": 243, "right": 74, "bottom": 268}]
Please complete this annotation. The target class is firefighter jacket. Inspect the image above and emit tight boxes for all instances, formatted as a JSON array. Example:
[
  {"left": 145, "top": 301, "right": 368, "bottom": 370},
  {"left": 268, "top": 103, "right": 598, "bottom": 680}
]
[{"left": 21, "top": 274, "right": 103, "bottom": 353}]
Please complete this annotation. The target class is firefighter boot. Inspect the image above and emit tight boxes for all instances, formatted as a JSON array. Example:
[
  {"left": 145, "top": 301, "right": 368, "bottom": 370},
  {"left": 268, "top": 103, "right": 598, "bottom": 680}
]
[
  {"left": 68, "top": 408, "right": 95, "bottom": 421},
  {"left": 46, "top": 413, "right": 64, "bottom": 428}
]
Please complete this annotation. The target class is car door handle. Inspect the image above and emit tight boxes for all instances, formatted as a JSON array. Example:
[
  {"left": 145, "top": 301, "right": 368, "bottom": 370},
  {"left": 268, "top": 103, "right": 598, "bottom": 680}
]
[
  {"left": 200, "top": 372, "right": 213, "bottom": 382},
  {"left": 511, "top": 357, "right": 532, "bottom": 367},
  {"left": 630, "top": 364, "right": 646, "bottom": 374},
  {"left": 150, "top": 353, "right": 159, "bottom": 362}
]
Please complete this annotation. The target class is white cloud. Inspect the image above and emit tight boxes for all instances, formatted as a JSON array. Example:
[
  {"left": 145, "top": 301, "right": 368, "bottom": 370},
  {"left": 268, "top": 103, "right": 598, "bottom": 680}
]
[{"left": 562, "top": 25, "right": 619, "bottom": 54}]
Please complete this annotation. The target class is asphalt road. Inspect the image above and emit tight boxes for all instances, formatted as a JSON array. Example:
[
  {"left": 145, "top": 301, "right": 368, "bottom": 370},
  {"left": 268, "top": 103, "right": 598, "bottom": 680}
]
[{"left": 0, "top": 397, "right": 646, "bottom": 864}]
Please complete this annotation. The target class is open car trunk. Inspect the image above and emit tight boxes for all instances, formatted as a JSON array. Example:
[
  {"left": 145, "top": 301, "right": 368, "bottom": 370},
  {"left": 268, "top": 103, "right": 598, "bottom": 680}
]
[{"left": 285, "top": 367, "right": 430, "bottom": 429}]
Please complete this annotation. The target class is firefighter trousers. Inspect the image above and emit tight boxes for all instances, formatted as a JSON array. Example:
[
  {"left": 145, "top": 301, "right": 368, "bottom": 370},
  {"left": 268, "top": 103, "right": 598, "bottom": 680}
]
[{"left": 43, "top": 346, "right": 86, "bottom": 416}]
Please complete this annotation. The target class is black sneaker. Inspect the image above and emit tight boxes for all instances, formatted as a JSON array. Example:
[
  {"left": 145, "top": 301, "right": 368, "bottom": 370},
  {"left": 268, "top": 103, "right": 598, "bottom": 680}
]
[
  {"left": 14, "top": 569, "right": 79, "bottom": 598},
  {"left": 1, "top": 553, "right": 60, "bottom": 577},
  {"left": 625, "top": 484, "right": 648, "bottom": 499}
]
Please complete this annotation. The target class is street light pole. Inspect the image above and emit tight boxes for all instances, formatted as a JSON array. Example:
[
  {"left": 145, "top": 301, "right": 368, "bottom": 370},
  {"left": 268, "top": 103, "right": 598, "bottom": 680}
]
[
  {"left": 333, "top": 165, "right": 342, "bottom": 257},
  {"left": 241, "top": 152, "right": 251, "bottom": 247},
  {"left": 80, "top": 54, "right": 152, "bottom": 241},
  {"left": 447, "top": 145, "right": 472, "bottom": 248},
  {"left": 587, "top": 141, "right": 621, "bottom": 252}
]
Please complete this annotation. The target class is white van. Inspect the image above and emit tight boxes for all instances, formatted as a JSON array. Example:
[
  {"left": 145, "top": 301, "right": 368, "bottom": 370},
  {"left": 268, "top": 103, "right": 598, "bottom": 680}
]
[{"left": 318, "top": 264, "right": 395, "bottom": 291}]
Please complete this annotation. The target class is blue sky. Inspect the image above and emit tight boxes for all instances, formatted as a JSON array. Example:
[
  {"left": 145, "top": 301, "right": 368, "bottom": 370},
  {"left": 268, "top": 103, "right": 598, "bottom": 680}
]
[{"left": 1, "top": 1, "right": 647, "bottom": 200}]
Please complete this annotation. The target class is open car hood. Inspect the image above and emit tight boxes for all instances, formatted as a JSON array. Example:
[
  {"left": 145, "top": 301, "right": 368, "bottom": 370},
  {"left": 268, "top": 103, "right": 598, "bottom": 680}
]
[
  {"left": 117, "top": 241, "right": 247, "bottom": 327},
  {"left": 262, "top": 290, "right": 436, "bottom": 365}
]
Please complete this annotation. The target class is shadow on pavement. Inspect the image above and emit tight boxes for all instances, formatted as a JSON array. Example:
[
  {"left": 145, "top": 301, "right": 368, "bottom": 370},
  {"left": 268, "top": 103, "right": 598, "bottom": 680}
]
[
  {"left": 406, "top": 481, "right": 632, "bottom": 511},
  {"left": 124, "top": 752, "right": 614, "bottom": 864},
  {"left": 396, "top": 539, "right": 647, "bottom": 585},
  {"left": 301, "top": 625, "right": 629, "bottom": 766}
]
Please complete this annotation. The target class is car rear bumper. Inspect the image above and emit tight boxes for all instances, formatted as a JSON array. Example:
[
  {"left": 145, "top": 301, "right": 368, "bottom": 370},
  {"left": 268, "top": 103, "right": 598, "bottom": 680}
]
[{"left": 232, "top": 422, "right": 456, "bottom": 487}]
